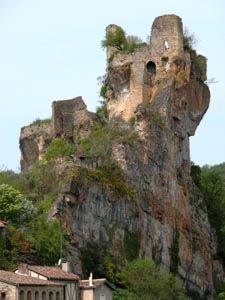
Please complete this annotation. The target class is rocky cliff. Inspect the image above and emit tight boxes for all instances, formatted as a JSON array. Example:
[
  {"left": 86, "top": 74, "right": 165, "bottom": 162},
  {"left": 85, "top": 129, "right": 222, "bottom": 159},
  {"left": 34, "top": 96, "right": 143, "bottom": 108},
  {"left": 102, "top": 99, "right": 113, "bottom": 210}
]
[{"left": 19, "top": 14, "right": 223, "bottom": 299}]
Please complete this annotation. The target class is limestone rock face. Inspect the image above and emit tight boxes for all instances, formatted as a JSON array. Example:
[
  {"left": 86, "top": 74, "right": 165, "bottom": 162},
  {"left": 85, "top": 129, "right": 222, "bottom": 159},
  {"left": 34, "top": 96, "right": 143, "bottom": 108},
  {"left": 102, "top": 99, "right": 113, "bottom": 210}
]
[
  {"left": 20, "top": 122, "right": 53, "bottom": 170},
  {"left": 20, "top": 14, "right": 222, "bottom": 299},
  {"left": 48, "top": 15, "right": 221, "bottom": 299}
]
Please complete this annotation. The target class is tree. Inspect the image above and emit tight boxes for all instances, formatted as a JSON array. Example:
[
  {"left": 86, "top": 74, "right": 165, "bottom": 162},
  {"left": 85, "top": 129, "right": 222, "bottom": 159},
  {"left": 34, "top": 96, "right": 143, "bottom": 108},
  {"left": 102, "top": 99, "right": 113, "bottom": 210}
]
[
  {"left": 0, "top": 184, "right": 35, "bottom": 225},
  {"left": 101, "top": 27, "right": 144, "bottom": 54},
  {"left": 30, "top": 218, "right": 64, "bottom": 266},
  {"left": 191, "top": 163, "right": 225, "bottom": 265},
  {"left": 101, "top": 27, "right": 126, "bottom": 50},
  {"left": 115, "top": 259, "right": 190, "bottom": 300}
]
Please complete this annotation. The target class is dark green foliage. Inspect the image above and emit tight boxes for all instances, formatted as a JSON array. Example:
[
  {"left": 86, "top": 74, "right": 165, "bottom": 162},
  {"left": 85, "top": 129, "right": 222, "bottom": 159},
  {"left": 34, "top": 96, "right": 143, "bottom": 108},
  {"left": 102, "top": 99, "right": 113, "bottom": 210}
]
[
  {"left": 97, "top": 74, "right": 108, "bottom": 100},
  {"left": 190, "top": 163, "right": 202, "bottom": 189},
  {"left": 0, "top": 169, "right": 21, "bottom": 190},
  {"left": 79, "top": 241, "right": 107, "bottom": 278},
  {"left": 123, "top": 230, "right": 141, "bottom": 261},
  {"left": 113, "top": 289, "right": 133, "bottom": 300},
  {"left": 123, "top": 35, "right": 145, "bottom": 54},
  {"left": 117, "top": 259, "right": 190, "bottom": 300},
  {"left": 29, "top": 217, "right": 64, "bottom": 266},
  {"left": 191, "top": 163, "right": 225, "bottom": 265},
  {"left": 84, "top": 164, "right": 136, "bottom": 199},
  {"left": 20, "top": 160, "right": 60, "bottom": 202},
  {"left": 45, "top": 138, "right": 73, "bottom": 161},
  {"left": 170, "top": 228, "right": 180, "bottom": 274},
  {"left": 0, "top": 224, "right": 35, "bottom": 270},
  {"left": 152, "top": 111, "right": 166, "bottom": 129}
]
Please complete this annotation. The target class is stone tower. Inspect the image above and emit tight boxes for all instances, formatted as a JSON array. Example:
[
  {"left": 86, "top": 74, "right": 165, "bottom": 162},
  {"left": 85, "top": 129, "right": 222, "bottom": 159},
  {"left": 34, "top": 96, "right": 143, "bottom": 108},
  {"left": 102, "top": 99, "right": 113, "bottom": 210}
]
[{"left": 105, "top": 14, "right": 190, "bottom": 122}]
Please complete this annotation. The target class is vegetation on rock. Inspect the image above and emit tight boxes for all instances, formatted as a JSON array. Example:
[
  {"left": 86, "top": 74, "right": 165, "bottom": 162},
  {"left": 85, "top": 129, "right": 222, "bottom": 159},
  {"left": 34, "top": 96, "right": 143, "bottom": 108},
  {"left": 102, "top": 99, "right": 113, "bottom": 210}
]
[
  {"left": 191, "top": 163, "right": 225, "bottom": 265},
  {"left": 101, "top": 26, "right": 145, "bottom": 54},
  {"left": 113, "top": 259, "right": 191, "bottom": 300}
]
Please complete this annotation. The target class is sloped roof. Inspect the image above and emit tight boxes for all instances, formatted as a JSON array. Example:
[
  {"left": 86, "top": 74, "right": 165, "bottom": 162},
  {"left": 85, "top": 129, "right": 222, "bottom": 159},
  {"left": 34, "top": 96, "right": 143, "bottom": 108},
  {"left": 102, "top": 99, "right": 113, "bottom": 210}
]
[
  {"left": 0, "top": 220, "right": 6, "bottom": 228},
  {"left": 79, "top": 279, "right": 115, "bottom": 290},
  {"left": 27, "top": 265, "right": 79, "bottom": 281},
  {"left": 0, "top": 270, "right": 63, "bottom": 286}
]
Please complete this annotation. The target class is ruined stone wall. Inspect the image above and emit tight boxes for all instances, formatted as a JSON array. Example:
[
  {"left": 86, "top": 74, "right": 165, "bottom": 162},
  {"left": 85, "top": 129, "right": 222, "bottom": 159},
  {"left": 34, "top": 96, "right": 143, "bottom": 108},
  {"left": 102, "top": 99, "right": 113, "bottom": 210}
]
[
  {"left": 20, "top": 97, "right": 93, "bottom": 169},
  {"left": 52, "top": 97, "right": 92, "bottom": 142},
  {"left": 0, "top": 282, "right": 16, "bottom": 300},
  {"left": 106, "top": 15, "right": 190, "bottom": 122}
]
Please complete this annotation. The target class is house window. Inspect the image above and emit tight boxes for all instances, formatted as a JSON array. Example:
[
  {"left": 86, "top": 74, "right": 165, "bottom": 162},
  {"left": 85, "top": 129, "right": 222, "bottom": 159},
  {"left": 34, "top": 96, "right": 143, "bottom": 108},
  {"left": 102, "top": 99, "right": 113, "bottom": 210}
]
[
  {"left": 1, "top": 292, "right": 6, "bottom": 300},
  {"left": 42, "top": 291, "right": 46, "bottom": 300},
  {"left": 49, "top": 292, "right": 53, "bottom": 300},
  {"left": 20, "top": 290, "right": 25, "bottom": 300},
  {"left": 56, "top": 292, "right": 60, "bottom": 300},
  {"left": 100, "top": 294, "right": 106, "bottom": 300},
  {"left": 27, "top": 291, "right": 32, "bottom": 300},
  {"left": 35, "top": 291, "right": 39, "bottom": 300}
]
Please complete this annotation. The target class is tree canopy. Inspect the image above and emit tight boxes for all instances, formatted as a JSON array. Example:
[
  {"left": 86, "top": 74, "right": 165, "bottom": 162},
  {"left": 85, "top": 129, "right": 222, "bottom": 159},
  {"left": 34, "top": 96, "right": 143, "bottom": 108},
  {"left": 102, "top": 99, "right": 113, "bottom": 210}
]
[
  {"left": 113, "top": 259, "right": 190, "bottom": 300},
  {"left": 0, "top": 184, "right": 35, "bottom": 225}
]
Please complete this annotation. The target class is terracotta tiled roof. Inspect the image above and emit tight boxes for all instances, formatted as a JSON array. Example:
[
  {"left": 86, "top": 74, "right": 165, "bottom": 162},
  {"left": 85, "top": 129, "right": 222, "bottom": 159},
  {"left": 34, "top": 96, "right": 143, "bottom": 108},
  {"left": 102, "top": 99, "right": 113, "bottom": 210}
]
[
  {"left": 79, "top": 279, "right": 114, "bottom": 290},
  {"left": 0, "top": 221, "right": 6, "bottom": 228},
  {"left": 27, "top": 265, "right": 79, "bottom": 281},
  {"left": 0, "top": 270, "right": 63, "bottom": 286}
]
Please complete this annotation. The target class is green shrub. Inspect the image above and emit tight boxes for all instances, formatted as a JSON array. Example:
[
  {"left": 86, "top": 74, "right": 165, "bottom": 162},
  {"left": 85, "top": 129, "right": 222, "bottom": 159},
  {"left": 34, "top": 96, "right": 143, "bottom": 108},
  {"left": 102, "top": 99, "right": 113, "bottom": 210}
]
[
  {"left": 79, "top": 241, "right": 107, "bottom": 278},
  {"left": 123, "top": 230, "right": 141, "bottom": 261},
  {"left": 183, "top": 28, "right": 197, "bottom": 52},
  {"left": 119, "top": 259, "right": 191, "bottom": 300},
  {"left": 45, "top": 138, "right": 73, "bottom": 161},
  {"left": 84, "top": 163, "right": 136, "bottom": 199},
  {"left": 0, "top": 184, "right": 36, "bottom": 225},
  {"left": 29, "top": 118, "right": 51, "bottom": 126},
  {"left": 29, "top": 218, "right": 64, "bottom": 266},
  {"left": 152, "top": 111, "right": 166, "bottom": 129}
]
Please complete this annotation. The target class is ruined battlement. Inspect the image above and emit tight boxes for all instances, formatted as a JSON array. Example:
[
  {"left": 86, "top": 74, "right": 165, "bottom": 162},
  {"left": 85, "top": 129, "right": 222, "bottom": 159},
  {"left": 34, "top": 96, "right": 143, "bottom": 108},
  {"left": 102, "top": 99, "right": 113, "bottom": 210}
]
[{"left": 105, "top": 14, "right": 191, "bottom": 122}]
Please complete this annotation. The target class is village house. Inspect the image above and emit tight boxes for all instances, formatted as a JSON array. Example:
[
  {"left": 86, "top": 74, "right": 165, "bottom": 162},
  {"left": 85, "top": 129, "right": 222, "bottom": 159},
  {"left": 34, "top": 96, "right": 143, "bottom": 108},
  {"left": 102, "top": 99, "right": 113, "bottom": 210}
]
[
  {"left": 15, "top": 263, "right": 79, "bottom": 300},
  {"left": 0, "top": 263, "right": 114, "bottom": 300},
  {"left": 0, "top": 270, "right": 64, "bottom": 300},
  {"left": 79, "top": 273, "right": 114, "bottom": 300}
]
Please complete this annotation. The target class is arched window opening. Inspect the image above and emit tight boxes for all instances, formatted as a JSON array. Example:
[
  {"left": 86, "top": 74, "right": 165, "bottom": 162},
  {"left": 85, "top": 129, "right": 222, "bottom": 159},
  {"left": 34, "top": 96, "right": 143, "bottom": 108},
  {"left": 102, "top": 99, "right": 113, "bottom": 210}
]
[
  {"left": 35, "top": 291, "right": 39, "bottom": 300},
  {"left": 1, "top": 293, "right": 6, "bottom": 300},
  {"left": 146, "top": 61, "right": 156, "bottom": 76},
  {"left": 56, "top": 292, "right": 60, "bottom": 300},
  {"left": 42, "top": 291, "right": 46, "bottom": 300},
  {"left": 27, "top": 291, "right": 32, "bottom": 300},
  {"left": 49, "top": 292, "right": 53, "bottom": 300},
  {"left": 20, "top": 291, "right": 25, "bottom": 300}
]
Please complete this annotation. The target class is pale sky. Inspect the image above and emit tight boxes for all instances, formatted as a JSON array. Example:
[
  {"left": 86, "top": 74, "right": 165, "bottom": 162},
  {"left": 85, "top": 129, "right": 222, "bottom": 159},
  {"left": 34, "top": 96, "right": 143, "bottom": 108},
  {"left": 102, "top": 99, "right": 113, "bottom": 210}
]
[{"left": 0, "top": 0, "right": 224, "bottom": 172}]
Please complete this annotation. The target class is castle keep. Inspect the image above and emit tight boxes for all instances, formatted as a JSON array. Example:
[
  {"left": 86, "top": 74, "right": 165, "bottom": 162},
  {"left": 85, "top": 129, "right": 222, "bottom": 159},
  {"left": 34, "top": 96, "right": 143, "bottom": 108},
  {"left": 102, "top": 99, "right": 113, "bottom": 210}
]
[{"left": 106, "top": 14, "right": 191, "bottom": 122}]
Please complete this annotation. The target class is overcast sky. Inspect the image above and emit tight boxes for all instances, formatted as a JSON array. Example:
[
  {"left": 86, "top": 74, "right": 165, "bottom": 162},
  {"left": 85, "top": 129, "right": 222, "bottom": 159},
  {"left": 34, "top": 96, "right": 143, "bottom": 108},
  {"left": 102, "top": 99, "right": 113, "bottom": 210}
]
[{"left": 0, "top": 0, "right": 224, "bottom": 172}]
